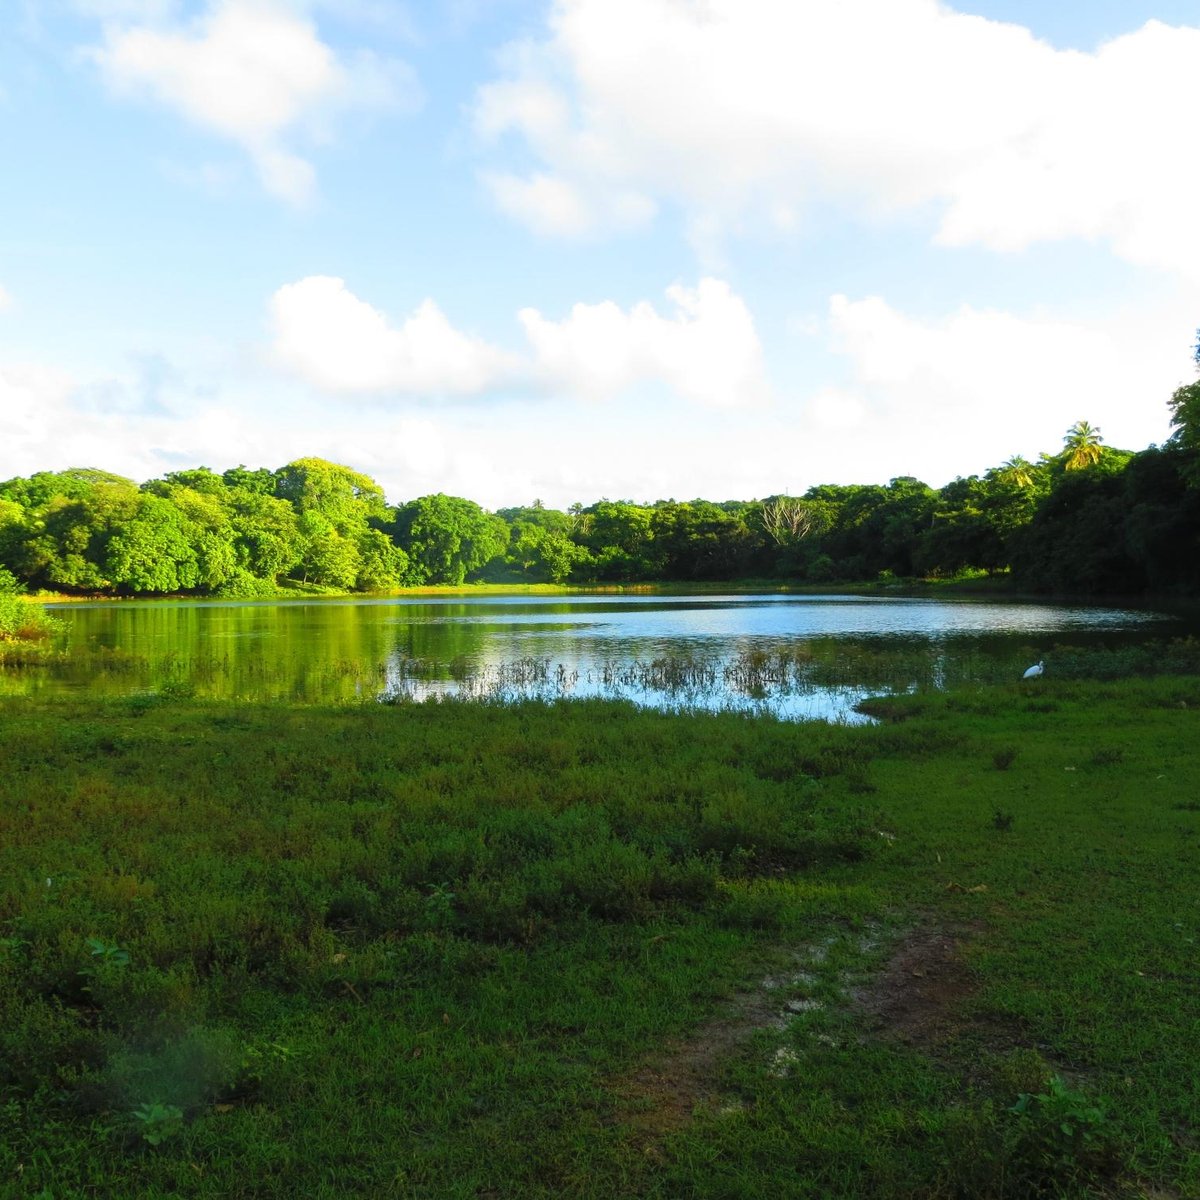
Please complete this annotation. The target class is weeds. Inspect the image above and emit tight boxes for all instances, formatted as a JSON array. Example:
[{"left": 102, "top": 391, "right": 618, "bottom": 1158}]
[
  {"left": 84, "top": 939, "right": 131, "bottom": 968},
  {"left": 992, "top": 746, "right": 1018, "bottom": 771},
  {"left": 1008, "top": 1076, "right": 1119, "bottom": 1191},
  {"left": 130, "top": 1102, "right": 184, "bottom": 1147}
]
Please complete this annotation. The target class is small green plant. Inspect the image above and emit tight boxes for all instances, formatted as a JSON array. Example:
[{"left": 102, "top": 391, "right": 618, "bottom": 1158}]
[
  {"left": 85, "top": 938, "right": 130, "bottom": 967},
  {"left": 241, "top": 1040, "right": 296, "bottom": 1074},
  {"left": 423, "top": 882, "right": 457, "bottom": 932},
  {"left": 236, "top": 1040, "right": 297, "bottom": 1097},
  {"left": 130, "top": 1102, "right": 184, "bottom": 1146},
  {"left": 1008, "top": 1075, "right": 1117, "bottom": 1187},
  {"left": 992, "top": 746, "right": 1018, "bottom": 770},
  {"left": 991, "top": 809, "right": 1014, "bottom": 832}
]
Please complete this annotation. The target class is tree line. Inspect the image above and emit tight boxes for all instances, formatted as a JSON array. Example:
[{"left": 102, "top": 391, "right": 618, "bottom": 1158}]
[{"left": 2, "top": 351, "right": 1198, "bottom": 598}]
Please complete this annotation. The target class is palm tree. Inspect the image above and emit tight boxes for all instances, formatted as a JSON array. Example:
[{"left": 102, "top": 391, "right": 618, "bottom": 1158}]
[
  {"left": 996, "top": 455, "right": 1035, "bottom": 489},
  {"left": 1061, "top": 420, "right": 1104, "bottom": 471}
]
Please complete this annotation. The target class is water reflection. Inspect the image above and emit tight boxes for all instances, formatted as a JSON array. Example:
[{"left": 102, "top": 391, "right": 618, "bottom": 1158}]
[{"left": 12, "top": 592, "right": 1180, "bottom": 721}]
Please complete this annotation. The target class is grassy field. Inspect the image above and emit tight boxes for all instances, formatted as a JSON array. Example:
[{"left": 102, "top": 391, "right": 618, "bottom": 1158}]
[{"left": 1, "top": 679, "right": 1197, "bottom": 1198}]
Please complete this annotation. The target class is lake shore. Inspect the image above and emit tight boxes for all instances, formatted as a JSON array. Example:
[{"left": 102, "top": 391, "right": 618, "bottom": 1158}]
[
  {"left": 12, "top": 571, "right": 1061, "bottom": 603},
  {"left": 2, "top": 680, "right": 1197, "bottom": 1196}
]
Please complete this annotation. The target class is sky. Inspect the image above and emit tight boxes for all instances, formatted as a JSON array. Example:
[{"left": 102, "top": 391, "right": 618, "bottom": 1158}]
[{"left": 1, "top": 0, "right": 1198, "bottom": 510}]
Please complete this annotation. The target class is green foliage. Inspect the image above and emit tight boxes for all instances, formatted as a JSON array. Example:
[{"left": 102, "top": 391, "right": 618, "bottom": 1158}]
[
  {"left": 393, "top": 493, "right": 509, "bottom": 584},
  {"left": 104, "top": 493, "right": 202, "bottom": 593},
  {"left": 0, "top": 593, "right": 61, "bottom": 645},
  {"left": 1060, "top": 420, "right": 1106, "bottom": 471},
  {"left": 273, "top": 457, "right": 388, "bottom": 533},
  {"left": 84, "top": 938, "right": 130, "bottom": 968},
  {"left": 130, "top": 1102, "right": 184, "bottom": 1147},
  {"left": 1008, "top": 1076, "right": 1118, "bottom": 1190}
]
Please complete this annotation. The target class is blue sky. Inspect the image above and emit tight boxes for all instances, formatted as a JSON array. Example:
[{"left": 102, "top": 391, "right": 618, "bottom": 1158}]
[{"left": 1, "top": 0, "right": 1197, "bottom": 509}]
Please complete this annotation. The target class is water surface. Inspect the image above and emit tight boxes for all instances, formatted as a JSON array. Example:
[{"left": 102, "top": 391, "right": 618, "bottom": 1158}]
[{"left": 12, "top": 591, "right": 1185, "bottom": 721}]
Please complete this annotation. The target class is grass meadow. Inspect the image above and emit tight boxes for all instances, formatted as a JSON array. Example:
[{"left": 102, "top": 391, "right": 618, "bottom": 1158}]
[{"left": 1, "top": 677, "right": 1198, "bottom": 1197}]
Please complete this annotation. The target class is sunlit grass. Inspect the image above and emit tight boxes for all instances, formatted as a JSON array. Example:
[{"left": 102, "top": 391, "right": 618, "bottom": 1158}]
[{"left": 0, "top": 679, "right": 1198, "bottom": 1195}]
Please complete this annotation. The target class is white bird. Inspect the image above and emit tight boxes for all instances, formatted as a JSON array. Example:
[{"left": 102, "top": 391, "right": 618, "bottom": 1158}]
[{"left": 1022, "top": 660, "right": 1044, "bottom": 679}]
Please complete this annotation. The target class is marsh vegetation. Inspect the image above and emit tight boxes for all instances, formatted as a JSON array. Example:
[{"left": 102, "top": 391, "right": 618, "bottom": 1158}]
[{"left": 2, "top": 676, "right": 1198, "bottom": 1197}]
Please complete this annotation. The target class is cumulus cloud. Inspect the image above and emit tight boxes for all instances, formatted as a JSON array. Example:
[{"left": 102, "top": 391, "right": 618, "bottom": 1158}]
[
  {"left": 473, "top": 0, "right": 1200, "bottom": 277},
  {"left": 268, "top": 275, "right": 768, "bottom": 407},
  {"left": 815, "top": 293, "right": 1188, "bottom": 480},
  {"left": 269, "top": 276, "right": 519, "bottom": 395},
  {"left": 0, "top": 354, "right": 392, "bottom": 492},
  {"left": 1, "top": 365, "right": 80, "bottom": 471},
  {"left": 86, "top": 0, "right": 419, "bottom": 204},
  {"left": 4, "top": 289, "right": 1190, "bottom": 511},
  {"left": 519, "top": 278, "right": 768, "bottom": 407}
]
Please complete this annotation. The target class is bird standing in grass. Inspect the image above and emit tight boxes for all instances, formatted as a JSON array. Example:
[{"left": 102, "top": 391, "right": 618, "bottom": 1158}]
[{"left": 1022, "top": 660, "right": 1044, "bottom": 679}]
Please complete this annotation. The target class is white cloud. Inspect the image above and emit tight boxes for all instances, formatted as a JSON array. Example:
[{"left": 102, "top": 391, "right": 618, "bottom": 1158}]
[
  {"left": 268, "top": 275, "right": 768, "bottom": 408},
  {"left": 519, "top": 278, "right": 768, "bottom": 407},
  {"left": 269, "top": 275, "right": 518, "bottom": 395},
  {"left": 473, "top": 0, "right": 1200, "bottom": 277},
  {"left": 0, "top": 284, "right": 12, "bottom": 312},
  {"left": 1, "top": 365, "right": 80, "bottom": 470},
  {"left": 482, "top": 171, "right": 593, "bottom": 238},
  {"left": 86, "top": 0, "right": 419, "bottom": 204},
  {"left": 0, "top": 359, "right": 247, "bottom": 485},
  {"left": 816, "top": 293, "right": 1189, "bottom": 481},
  {"left": 3, "top": 289, "right": 1190, "bottom": 512}
]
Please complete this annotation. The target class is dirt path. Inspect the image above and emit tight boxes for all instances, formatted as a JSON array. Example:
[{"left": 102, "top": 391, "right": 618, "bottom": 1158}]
[{"left": 613, "top": 919, "right": 981, "bottom": 1144}]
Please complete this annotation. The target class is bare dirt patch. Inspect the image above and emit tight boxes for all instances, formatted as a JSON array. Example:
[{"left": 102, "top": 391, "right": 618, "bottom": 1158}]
[
  {"left": 848, "top": 921, "right": 981, "bottom": 1049},
  {"left": 614, "top": 948, "right": 824, "bottom": 1141}
]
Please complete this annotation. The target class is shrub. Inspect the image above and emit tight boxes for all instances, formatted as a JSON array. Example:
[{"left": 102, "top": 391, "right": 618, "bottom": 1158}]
[
  {"left": 0, "top": 593, "right": 62, "bottom": 643},
  {"left": 1006, "top": 1075, "right": 1120, "bottom": 1192}
]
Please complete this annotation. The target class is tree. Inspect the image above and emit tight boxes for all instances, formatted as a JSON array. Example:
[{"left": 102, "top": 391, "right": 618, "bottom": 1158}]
[
  {"left": 1166, "top": 331, "right": 1200, "bottom": 486},
  {"left": 1168, "top": 381, "right": 1200, "bottom": 451},
  {"left": 225, "top": 488, "right": 304, "bottom": 585},
  {"left": 143, "top": 478, "right": 238, "bottom": 590},
  {"left": 760, "top": 496, "right": 833, "bottom": 546},
  {"left": 996, "top": 455, "right": 1036, "bottom": 490},
  {"left": 1061, "top": 421, "right": 1105, "bottom": 471},
  {"left": 295, "top": 511, "right": 361, "bottom": 589},
  {"left": 505, "top": 522, "right": 590, "bottom": 583},
  {"left": 105, "top": 493, "right": 201, "bottom": 593},
  {"left": 221, "top": 464, "right": 275, "bottom": 495},
  {"left": 392, "top": 494, "right": 509, "bottom": 585},
  {"left": 16, "top": 477, "right": 142, "bottom": 591},
  {"left": 273, "top": 458, "right": 388, "bottom": 536},
  {"left": 578, "top": 501, "right": 657, "bottom": 580},
  {"left": 354, "top": 528, "right": 408, "bottom": 590}
]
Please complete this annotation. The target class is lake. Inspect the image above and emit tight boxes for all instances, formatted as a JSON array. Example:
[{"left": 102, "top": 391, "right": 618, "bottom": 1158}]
[{"left": 8, "top": 590, "right": 1188, "bottom": 721}]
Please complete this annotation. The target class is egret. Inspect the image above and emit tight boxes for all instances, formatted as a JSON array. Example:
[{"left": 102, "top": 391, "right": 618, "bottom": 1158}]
[{"left": 1022, "top": 660, "right": 1044, "bottom": 679}]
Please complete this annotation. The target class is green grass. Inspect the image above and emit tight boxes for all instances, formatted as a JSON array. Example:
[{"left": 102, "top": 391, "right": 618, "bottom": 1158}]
[{"left": 0, "top": 681, "right": 1197, "bottom": 1197}]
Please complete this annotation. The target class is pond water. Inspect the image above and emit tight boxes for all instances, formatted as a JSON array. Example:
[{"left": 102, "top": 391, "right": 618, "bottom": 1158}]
[{"left": 10, "top": 591, "right": 1189, "bottom": 721}]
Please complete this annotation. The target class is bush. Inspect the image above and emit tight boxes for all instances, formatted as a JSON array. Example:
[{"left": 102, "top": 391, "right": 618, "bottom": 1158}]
[{"left": 0, "top": 593, "right": 61, "bottom": 642}]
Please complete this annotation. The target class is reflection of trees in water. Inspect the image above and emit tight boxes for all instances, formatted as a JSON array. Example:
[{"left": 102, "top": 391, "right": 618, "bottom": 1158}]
[{"left": 10, "top": 598, "right": 1186, "bottom": 710}]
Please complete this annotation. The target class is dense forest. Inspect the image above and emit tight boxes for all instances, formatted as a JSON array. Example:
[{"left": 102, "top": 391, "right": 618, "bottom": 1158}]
[{"left": 2, "top": 349, "right": 1198, "bottom": 599}]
